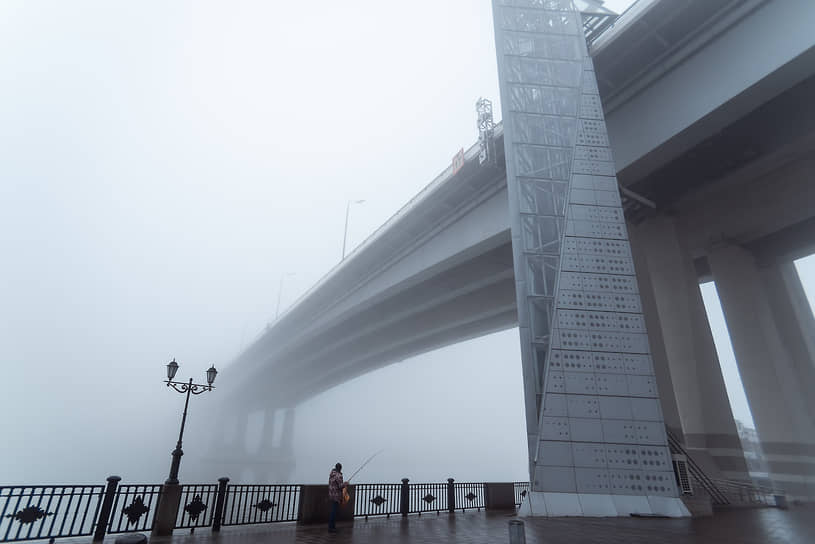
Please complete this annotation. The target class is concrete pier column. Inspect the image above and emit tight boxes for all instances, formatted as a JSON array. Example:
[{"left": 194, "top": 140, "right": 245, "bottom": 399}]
[
  {"left": 760, "top": 261, "right": 815, "bottom": 424},
  {"left": 708, "top": 244, "right": 815, "bottom": 499},
  {"left": 276, "top": 408, "right": 297, "bottom": 482},
  {"left": 281, "top": 408, "right": 296, "bottom": 451},
  {"left": 258, "top": 408, "right": 276, "bottom": 452},
  {"left": 632, "top": 216, "right": 749, "bottom": 480},
  {"left": 256, "top": 407, "right": 297, "bottom": 483}
]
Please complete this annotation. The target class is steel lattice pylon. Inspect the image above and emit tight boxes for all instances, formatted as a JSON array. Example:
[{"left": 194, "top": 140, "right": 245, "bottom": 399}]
[{"left": 491, "top": 0, "right": 686, "bottom": 515}]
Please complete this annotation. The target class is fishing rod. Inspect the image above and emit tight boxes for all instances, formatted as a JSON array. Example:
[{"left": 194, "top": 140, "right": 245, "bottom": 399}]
[
  {"left": 341, "top": 450, "right": 383, "bottom": 507},
  {"left": 348, "top": 449, "right": 384, "bottom": 482}
]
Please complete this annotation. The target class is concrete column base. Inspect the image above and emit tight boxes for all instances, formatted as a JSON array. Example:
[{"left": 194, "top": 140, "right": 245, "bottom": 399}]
[
  {"left": 151, "top": 484, "right": 182, "bottom": 537},
  {"left": 517, "top": 492, "right": 690, "bottom": 518},
  {"left": 297, "top": 485, "right": 355, "bottom": 525}
]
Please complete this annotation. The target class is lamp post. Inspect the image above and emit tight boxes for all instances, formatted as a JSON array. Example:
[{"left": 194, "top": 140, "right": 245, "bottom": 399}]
[
  {"left": 164, "top": 359, "right": 217, "bottom": 485},
  {"left": 342, "top": 199, "right": 365, "bottom": 259}
]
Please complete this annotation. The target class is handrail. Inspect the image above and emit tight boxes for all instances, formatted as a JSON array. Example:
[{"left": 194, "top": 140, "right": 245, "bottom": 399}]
[
  {"left": 713, "top": 478, "right": 775, "bottom": 493},
  {"left": 666, "top": 429, "right": 730, "bottom": 505},
  {"left": 666, "top": 428, "right": 782, "bottom": 508},
  {"left": 710, "top": 478, "right": 781, "bottom": 506}
]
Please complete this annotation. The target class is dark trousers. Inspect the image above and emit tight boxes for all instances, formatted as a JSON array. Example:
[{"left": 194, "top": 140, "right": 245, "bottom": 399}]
[{"left": 328, "top": 501, "right": 339, "bottom": 530}]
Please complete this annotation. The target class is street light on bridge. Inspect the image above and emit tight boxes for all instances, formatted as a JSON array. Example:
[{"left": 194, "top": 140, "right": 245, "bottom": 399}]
[{"left": 164, "top": 359, "right": 217, "bottom": 485}]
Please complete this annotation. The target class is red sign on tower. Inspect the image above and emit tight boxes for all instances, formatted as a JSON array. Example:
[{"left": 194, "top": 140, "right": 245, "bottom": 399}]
[{"left": 452, "top": 148, "right": 465, "bottom": 174}]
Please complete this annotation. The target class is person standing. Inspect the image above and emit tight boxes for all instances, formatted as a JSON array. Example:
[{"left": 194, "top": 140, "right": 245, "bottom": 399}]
[{"left": 328, "top": 462, "right": 348, "bottom": 533}]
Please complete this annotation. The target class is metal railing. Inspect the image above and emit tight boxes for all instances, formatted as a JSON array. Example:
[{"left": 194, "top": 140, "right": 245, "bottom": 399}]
[
  {"left": 711, "top": 478, "right": 779, "bottom": 507},
  {"left": 176, "top": 484, "right": 218, "bottom": 532},
  {"left": 1, "top": 477, "right": 523, "bottom": 542},
  {"left": 354, "top": 484, "right": 401, "bottom": 519},
  {"left": 107, "top": 484, "right": 162, "bottom": 534},
  {"left": 221, "top": 484, "right": 300, "bottom": 525},
  {"left": 666, "top": 428, "right": 783, "bottom": 508},
  {"left": 666, "top": 429, "right": 730, "bottom": 505},
  {"left": 513, "top": 482, "right": 530, "bottom": 507},
  {"left": 407, "top": 483, "right": 449, "bottom": 515},
  {"left": 0, "top": 485, "right": 104, "bottom": 542},
  {"left": 452, "top": 482, "right": 484, "bottom": 511}
]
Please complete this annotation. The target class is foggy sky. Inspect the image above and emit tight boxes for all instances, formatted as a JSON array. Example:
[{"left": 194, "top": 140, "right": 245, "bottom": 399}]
[{"left": 2, "top": 0, "right": 813, "bottom": 487}]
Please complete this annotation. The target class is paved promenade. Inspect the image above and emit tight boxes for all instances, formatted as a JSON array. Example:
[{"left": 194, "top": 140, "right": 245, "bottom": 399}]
[{"left": 129, "top": 505, "right": 815, "bottom": 544}]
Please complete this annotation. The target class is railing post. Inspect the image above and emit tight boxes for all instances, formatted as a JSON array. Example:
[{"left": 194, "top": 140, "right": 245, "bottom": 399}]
[
  {"left": 400, "top": 478, "right": 410, "bottom": 517},
  {"left": 447, "top": 478, "right": 455, "bottom": 513},
  {"left": 211, "top": 477, "right": 229, "bottom": 532},
  {"left": 93, "top": 475, "right": 121, "bottom": 542}
]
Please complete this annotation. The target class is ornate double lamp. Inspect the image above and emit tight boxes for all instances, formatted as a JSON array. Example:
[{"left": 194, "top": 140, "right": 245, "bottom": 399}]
[{"left": 164, "top": 358, "right": 218, "bottom": 484}]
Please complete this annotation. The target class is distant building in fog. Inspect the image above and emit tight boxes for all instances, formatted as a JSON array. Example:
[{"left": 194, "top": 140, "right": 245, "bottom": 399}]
[{"left": 735, "top": 420, "right": 771, "bottom": 487}]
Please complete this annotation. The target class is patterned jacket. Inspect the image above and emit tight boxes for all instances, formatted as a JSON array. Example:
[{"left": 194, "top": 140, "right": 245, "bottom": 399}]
[{"left": 328, "top": 469, "right": 344, "bottom": 502}]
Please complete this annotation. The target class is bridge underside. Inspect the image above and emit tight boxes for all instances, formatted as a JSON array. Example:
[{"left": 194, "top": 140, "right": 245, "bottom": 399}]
[
  {"left": 241, "top": 234, "right": 516, "bottom": 407},
  {"left": 209, "top": 0, "right": 815, "bottom": 506}
]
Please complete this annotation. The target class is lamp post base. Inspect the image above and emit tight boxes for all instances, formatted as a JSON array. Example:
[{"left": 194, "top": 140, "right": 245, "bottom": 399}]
[
  {"left": 166, "top": 447, "right": 183, "bottom": 485},
  {"left": 152, "top": 483, "right": 183, "bottom": 537}
]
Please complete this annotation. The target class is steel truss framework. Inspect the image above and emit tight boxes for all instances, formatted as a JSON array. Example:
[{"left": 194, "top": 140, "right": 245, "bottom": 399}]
[{"left": 492, "top": 0, "right": 679, "bottom": 504}]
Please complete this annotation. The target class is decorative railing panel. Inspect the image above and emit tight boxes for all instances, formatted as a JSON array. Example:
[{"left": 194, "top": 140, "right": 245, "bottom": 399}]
[
  {"left": 513, "top": 482, "right": 530, "bottom": 507},
  {"left": 353, "top": 484, "right": 401, "bottom": 519},
  {"left": 407, "top": 483, "right": 448, "bottom": 514},
  {"left": 0, "top": 485, "right": 104, "bottom": 542},
  {"left": 107, "top": 484, "right": 161, "bottom": 534},
  {"left": 176, "top": 484, "right": 218, "bottom": 531},
  {"left": 453, "top": 482, "right": 484, "bottom": 511},
  {"left": 221, "top": 484, "right": 300, "bottom": 525}
]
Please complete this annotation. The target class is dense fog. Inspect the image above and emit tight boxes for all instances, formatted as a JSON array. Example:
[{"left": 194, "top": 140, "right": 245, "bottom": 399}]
[
  {"left": 0, "top": 0, "right": 528, "bottom": 487},
  {"left": 3, "top": 0, "right": 804, "bottom": 491}
]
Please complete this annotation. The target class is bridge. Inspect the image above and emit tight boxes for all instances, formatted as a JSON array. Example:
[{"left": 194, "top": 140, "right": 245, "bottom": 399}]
[{"left": 207, "top": 0, "right": 815, "bottom": 513}]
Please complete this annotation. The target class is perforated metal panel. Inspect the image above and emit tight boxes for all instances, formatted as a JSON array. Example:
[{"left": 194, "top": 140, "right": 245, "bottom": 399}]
[
  {"left": 543, "top": 393, "right": 568, "bottom": 417},
  {"left": 580, "top": 94, "right": 604, "bottom": 119},
  {"left": 492, "top": 0, "right": 675, "bottom": 498},
  {"left": 539, "top": 440, "right": 575, "bottom": 466},
  {"left": 573, "top": 443, "right": 607, "bottom": 468}
]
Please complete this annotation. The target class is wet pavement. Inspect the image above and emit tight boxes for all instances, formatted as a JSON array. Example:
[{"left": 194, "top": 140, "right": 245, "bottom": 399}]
[{"left": 96, "top": 505, "right": 815, "bottom": 543}]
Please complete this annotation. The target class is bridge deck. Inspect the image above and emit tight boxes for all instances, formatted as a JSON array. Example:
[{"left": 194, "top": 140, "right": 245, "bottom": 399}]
[{"left": 97, "top": 505, "right": 814, "bottom": 544}]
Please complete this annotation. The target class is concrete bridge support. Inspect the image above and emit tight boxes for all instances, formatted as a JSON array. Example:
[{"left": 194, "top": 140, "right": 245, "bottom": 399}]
[
  {"left": 198, "top": 402, "right": 296, "bottom": 484},
  {"left": 629, "top": 216, "right": 750, "bottom": 481},
  {"left": 708, "top": 244, "right": 815, "bottom": 500},
  {"left": 256, "top": 407, "right": 297, "bottom": 483},
  {"left": 224, "top": 406, "right": 296, "bottom": 484},
  {"left": 761, "top": 261, "right": 815, "bottom": 425}
]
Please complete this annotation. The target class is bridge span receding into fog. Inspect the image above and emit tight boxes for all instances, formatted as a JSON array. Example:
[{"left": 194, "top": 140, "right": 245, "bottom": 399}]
[{"left": 210, "top": 0, "right": 815, "bottom": 500}]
